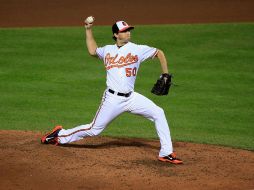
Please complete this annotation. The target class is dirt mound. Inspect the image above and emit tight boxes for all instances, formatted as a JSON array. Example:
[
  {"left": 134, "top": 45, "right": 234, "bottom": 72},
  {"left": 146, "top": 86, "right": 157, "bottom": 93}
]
[{"left": 0, "top": 130, "right": 253, "bottom": 190}]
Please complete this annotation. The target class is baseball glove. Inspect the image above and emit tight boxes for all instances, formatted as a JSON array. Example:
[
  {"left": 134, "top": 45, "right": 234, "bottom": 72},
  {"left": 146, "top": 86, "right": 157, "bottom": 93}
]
[{"left": 151, "top": 73, "right": 172, "bottom": 95}]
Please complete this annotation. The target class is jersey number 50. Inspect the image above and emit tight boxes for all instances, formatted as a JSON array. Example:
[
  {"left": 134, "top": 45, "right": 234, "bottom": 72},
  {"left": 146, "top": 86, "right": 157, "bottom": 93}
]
[{"left": 125, "top": 67, "right": 137, "bottom": 77}]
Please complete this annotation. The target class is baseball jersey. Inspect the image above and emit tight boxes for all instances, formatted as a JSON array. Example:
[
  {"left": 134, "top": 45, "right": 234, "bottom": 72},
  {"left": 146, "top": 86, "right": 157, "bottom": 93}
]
[{"left": 96, "top": 42, "right": 158, "bottom": 93}]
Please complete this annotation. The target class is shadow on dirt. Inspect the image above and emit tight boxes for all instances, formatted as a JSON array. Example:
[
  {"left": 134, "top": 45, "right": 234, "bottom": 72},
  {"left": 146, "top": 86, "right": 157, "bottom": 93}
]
[{"left": 59, "top": 138, "right": 159, "bottom": 150}]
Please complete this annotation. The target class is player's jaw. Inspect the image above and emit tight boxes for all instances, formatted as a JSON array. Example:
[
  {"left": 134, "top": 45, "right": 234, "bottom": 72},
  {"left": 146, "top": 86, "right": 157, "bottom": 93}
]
[{"left": 116, "top": 31, "right": 131, "bottom": 45}]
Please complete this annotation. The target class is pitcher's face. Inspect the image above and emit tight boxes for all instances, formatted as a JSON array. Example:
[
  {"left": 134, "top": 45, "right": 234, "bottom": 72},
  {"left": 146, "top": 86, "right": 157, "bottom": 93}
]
[{"left": 115, "top": 30, "right": 131, "bottom": 43}]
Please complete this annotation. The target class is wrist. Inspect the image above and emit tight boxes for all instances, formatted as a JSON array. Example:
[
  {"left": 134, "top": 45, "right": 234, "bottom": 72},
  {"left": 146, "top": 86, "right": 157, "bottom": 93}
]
[
  {"left": 85, "top": 24, "right": 92, "bottom": 30},
  {"left": 162, "top": 73, "right": 171, "bottom": 76},
  {"left": 161, "top": 73, "right": 172, "bottom": 80}
]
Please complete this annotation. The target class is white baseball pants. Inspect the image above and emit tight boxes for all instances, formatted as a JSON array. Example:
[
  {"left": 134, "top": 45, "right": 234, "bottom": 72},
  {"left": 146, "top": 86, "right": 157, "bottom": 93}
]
[{"left": 57, "top": 89, "right": 173, "bottom": 157}]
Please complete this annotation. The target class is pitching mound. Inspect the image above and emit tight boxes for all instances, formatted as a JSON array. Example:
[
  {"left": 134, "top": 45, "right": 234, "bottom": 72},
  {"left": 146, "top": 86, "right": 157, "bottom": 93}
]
[{"left": 0, "top": 130, "right": 253, "bottom": 190}]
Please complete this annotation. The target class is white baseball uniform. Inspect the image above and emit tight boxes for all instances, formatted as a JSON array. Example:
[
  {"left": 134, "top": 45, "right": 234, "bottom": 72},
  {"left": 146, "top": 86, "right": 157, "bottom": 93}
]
[{"left": 57, "top": 42, "right": 173, "bottom": 157}]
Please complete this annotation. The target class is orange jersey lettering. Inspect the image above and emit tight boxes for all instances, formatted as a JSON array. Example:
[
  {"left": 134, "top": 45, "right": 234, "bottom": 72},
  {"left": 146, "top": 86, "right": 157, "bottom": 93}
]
[{"left": 105, "top": 53, "right": 138, "bottom": 70}]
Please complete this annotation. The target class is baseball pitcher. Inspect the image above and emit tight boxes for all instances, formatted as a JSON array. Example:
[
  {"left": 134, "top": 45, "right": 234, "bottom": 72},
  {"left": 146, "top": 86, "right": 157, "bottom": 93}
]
[{"left": 41, "top": 16, "right": 183, "bottom": 164}]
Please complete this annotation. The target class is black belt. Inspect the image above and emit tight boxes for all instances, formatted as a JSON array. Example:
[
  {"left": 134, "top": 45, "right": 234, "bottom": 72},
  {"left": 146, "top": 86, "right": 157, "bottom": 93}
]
[{"left": 108, "top": 89, "right": 132, "bottom": 97}]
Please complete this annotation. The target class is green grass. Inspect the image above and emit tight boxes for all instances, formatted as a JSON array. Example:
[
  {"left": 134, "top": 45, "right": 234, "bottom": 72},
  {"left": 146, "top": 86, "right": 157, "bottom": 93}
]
[{"left": 0, "top": 23, "right": 253, "bottom": 150}]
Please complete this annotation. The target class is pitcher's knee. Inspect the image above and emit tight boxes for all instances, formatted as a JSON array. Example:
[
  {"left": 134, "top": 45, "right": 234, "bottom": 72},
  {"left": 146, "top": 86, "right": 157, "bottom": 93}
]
[
  {"left": 89, "top": 126, "right": 105, "bottom": 136},
  {"left": 154, "top": 106, "right": 165, "bottom": 120}
]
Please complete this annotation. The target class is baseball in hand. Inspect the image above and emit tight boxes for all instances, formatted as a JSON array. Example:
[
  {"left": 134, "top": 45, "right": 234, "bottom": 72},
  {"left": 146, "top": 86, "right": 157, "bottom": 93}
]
[{"left": 85, "top": 16, "right": 95, "bottom": 24}]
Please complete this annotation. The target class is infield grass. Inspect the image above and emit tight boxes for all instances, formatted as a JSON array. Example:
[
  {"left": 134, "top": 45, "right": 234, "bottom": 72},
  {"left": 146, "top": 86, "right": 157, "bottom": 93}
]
[{"left": 0, "top": 23, "right": 253, "bottom": 150}]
